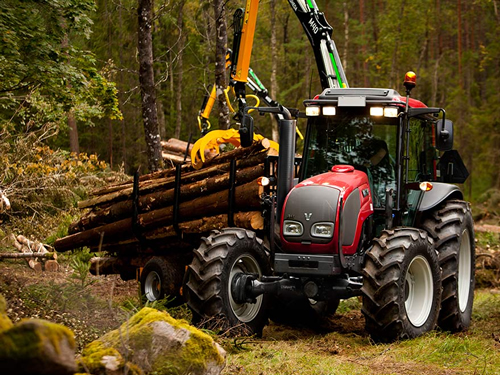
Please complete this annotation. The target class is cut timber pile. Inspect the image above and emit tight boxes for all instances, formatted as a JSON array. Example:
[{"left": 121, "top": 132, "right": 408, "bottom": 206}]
[
  {"left": 5, "top": 234, "right": 59, "bottom": 272},
  {"left": 54, "top": 140, "right": 272, "bottom": 254}
]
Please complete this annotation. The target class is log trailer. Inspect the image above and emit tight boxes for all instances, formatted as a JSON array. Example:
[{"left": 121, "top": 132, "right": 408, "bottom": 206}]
[{"left": 54, "top": 0, "right": 475, "bottom": 342}]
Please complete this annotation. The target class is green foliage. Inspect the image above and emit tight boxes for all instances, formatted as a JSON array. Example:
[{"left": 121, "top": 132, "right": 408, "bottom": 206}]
[
  {"left": 0, "top": 129, "right": 128, "bottom": 241},
  {"left": 45, "top": 214, "right": 79, "bottom": 246},
  {"left": 336, "top": 297, "right": 362, "bottom": 315},
  {"left": 121, "top": 288, "right": 192, "bottom": 323},
  {"left": 69, "top": 248, "right": 95, "bottom": 289},
  {"left": 0, "top": 0, "right": 121, "bottom": 135},
  {"left": 2, "top": 0, "right": 500, "bottom": 198}
]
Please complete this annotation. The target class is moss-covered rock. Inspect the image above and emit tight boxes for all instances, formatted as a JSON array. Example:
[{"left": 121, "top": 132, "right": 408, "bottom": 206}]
[
  {"left": 0, "top": 319, "right": 77, "bottom": 375},
  {"left": 79, "top": 307, "right": 226, "bottom": 375},
  {"left": 0, "top": 294, "right": 13, "bottom": 333}
]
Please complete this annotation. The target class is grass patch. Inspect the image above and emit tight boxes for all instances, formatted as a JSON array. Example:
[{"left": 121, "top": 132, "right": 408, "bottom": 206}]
[
  {"left": 223, "top": 289, "right": 500, "bottom": 375},
  {"left": 336, "top": 297, "right": 362, "bottom": 314},
  {"left": 476, "top": 231, "right": 500, "bottom": 249}
]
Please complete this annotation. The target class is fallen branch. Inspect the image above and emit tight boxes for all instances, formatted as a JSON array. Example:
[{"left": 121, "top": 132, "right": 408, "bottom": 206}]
[
  {"left": 474, "top": 224, "right": 500, "bottom": 233},
  {"left": 0, "top": 252, "right": 57, "bottom": 260}
]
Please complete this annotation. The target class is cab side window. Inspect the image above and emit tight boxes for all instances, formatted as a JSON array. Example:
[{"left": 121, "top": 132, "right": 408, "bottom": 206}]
[{"left": 408, "top": 119, "right": 437, "bottom": 181}]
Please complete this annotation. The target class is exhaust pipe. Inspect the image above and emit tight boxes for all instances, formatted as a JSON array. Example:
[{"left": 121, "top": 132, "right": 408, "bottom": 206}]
[{"left": 276, "top": 107, "right": 296, "bottom": 223}]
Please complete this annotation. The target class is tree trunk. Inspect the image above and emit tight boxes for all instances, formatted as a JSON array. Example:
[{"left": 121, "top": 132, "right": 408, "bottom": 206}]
[
  {"left": 213, "top": 0, "right": 230, "bottom": 130},
  {"left": 343, "top": 2, "right": 349, "bottom": 74},
  {"left": 118, "top": 0, "right": 127, "bottom": 171},
  {"left": 138, "top": 0, "right": 162, "bottom": 172},
  {"left": 175, "top": 1, "right": 186, "bottom": 139},
  {"left": 68, "top": 111, "right": 79, "bottom": 155},
  {"left": 270, "top": 0, "right": 279, "bottom": 142},
  {"left": 389, "top": 1, "right": 406, "bottom": 88},
  {"left": 457, "top": 0, "right": 463, "bottom": 89},
  {"left": 359, "top": 0, "right": 370, "bottom": 87}
]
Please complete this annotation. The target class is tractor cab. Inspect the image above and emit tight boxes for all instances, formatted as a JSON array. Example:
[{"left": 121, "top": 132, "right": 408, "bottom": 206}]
[{"left": 299, "top": 87, "right": 468, "bottom": 231}]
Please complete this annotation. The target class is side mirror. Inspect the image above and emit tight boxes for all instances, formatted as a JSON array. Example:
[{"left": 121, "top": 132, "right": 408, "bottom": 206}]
[
  {"left": 437, "top": 150, "right": 469, "bottom": 183},
  {"left": 436, "top": 119, "right": 453, "bottom": 151}
]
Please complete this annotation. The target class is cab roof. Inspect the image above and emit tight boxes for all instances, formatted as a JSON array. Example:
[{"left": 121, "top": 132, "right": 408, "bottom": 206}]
[{"left": 306, "top": 88, "right": 428, "bottom": 108}]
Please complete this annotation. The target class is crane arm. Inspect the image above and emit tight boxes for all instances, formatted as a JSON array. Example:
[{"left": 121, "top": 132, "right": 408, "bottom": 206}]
[{"left": 288, "top": 0, "right": 348, "bottom": 89}]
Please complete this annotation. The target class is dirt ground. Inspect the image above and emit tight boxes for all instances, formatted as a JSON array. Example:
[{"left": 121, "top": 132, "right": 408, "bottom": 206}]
[
  {"left": 0, "top": 255, "right": 499, "bottom": 375},
  {"left": 0, "top": 261, "right": 139, "bottom": 349}
]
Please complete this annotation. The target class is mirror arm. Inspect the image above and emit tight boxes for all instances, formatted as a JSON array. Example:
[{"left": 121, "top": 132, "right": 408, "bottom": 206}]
[{"left": 440, "top": 109, "right": 446, "bottom": 132}]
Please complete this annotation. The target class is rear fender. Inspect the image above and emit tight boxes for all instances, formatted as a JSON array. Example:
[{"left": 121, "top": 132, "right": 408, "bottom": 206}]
[{"left": 418, "top": 183, "right": 463, "bottom": 212}]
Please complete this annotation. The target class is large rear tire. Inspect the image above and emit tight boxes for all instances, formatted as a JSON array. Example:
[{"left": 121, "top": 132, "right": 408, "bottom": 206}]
[
  {"left": 362, "top": 228, "right": 441, "bottom": 342},
  {"left": 421, "top": 200, "right": 475, "bottom": 332},
  {"left": 183, "top": 228, "right": 271, "bottom": 336}
]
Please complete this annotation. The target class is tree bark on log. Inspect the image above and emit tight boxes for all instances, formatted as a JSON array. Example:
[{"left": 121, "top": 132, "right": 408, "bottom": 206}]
[
  {"left": 0, "top": 252, "right": 57, "bottom": 260},
  {"left": 9, "top": 235, "right": 58, "bottom": 271},
  {"left": 55, "top": 180, "right": 263, "bottom": 252},
  {"left": 161, "top": 138, "right": 216, "bottom": 160},
  {"left": 161, "top": 138, "right": 192, "bottom": 155},
  {"left": 71, "top": 164, "right": 264, "bottom": 233},
  {"left": 89, "top": 139, "right": 269, "bottom": 197},
  {"left": 162, "top": 152, "right": 190, "bottom": 165},
  {"left": 79, "top": 151, "right": 267, "bottom": 210},
  {"left": 143, "top": 211, "right": 264, "bottom": 240}
]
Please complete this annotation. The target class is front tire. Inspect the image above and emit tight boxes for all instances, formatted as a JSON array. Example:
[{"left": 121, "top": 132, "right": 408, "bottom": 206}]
[
  {"left": 421, "top": 200, "right": 475, "bottom": 332},
  {"left": 362, "top": 228, "right": 442, "bottom": 342},
  {"left": 184, "top": 228, "right": 271, "bottom": 336}
]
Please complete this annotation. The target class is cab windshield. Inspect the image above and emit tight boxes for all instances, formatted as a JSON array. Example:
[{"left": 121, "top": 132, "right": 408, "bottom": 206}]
[{"left": 301, "top": 109, "right": 399, "bottom": 207}]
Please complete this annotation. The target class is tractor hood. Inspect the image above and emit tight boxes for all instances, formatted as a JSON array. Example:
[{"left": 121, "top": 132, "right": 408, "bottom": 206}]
[{"left": 280, "top": 165, "right": 374, "bottom": 255}]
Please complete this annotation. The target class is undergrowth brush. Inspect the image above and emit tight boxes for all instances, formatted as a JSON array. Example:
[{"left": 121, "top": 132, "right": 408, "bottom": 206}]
[{"left": 0, "top": 128, "right": 128, "bottom": 242}]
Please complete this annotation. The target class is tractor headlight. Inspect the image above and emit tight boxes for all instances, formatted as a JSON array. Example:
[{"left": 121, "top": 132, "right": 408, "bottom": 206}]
[
  {"left": 370, "top": 107, "right": 384, "bottom": 116},
  {"left": 322, "top": 106, "right": 336, "bottom": 116},
  {"left": 306, "top": 106, "right": 321, "bottom": 116},
  {"left": 384, "top": 107, "right": 399, "bottom": 117},
  {"left": 310, "top": 222, "right": 334, "bottom": 238},
  {"left": 283, "top": 220, "right": 304, "bottom": 236}
]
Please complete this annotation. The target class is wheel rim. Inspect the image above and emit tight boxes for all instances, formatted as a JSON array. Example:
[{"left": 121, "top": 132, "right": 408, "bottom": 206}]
[
  {"left": 229, "top": 254, "right": 263, "bottom": 323},
  {"left": 144, "top": 271, "right": 162, "bottom": 302},
  {"left": 458, "top": 229, "right": 472, "bottom": 313},
  {"left": 405, "top": 255, "right": 434, "bottom": 327}
]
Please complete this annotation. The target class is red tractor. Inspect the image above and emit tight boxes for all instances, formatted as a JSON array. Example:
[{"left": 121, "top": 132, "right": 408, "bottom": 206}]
[{"left": 184, "top": 73, "right": 475, "bottom": 342}]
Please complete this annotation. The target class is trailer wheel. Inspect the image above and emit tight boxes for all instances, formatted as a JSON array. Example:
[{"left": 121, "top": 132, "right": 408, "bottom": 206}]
[
  {"left": 362, "top": 228, "right": 441, "bottom": 342},
  {"left": 421, "top": 200, "right": 475, "bottom": 332},
  {"left": 141, "top": 257, "right": 170, "bottom": 302},
  {"left": 184, "top": 228, "right": 271, "bottom": 336}
]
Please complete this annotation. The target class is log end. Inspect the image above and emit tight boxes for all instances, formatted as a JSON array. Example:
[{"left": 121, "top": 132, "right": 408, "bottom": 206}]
[{"left": 44, "top": 260, "right": 60, "bottom": 272}]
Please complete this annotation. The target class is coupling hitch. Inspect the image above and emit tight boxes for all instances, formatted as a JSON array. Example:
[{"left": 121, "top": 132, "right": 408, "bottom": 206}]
[{"left": 231, "top": 273, "right": 302, "bottom": 304}]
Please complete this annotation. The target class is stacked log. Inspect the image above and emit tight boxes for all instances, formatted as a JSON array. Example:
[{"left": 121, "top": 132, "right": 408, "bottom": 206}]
[
  {"left": 8, "top": 235, "right": 59, "bottom": 272},
  {"left": 54, "top": 140, "right": 271, "bottom": 253},
  {"left": 161, "top": 138, "right": 216, "bottom": 165}
]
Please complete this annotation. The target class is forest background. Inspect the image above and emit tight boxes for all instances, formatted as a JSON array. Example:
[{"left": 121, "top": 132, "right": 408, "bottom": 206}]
[{"left": 1, "top": 0, "right": 500, "bottom": 204}]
